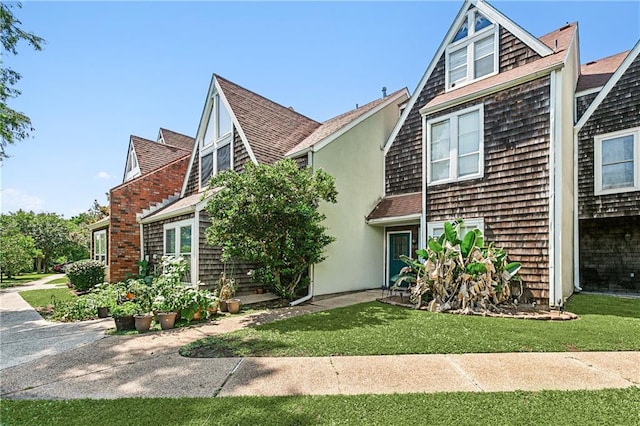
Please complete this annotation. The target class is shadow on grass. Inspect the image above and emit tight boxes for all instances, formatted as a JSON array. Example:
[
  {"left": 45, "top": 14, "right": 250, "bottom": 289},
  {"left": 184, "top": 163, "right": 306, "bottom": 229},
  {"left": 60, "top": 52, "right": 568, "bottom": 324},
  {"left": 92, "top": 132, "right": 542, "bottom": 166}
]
[
  {"left": 180, "top": 335, "right": 292, "bottom": 358},
  {"left": 566, "top": 293, "right": 640, "bottom": 319}
]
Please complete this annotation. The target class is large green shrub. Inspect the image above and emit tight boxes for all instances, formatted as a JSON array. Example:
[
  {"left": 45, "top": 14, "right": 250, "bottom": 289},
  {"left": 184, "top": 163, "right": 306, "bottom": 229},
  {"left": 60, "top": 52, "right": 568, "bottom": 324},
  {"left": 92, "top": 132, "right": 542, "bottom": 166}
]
[{"left": 65, "top": 260, "right": 105, "bottom": 291}]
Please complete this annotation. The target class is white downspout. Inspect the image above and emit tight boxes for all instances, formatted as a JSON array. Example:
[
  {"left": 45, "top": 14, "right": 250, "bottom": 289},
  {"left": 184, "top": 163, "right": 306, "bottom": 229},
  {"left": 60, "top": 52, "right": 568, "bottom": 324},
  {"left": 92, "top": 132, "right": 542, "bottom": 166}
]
[
  {"left": 573, "top": 128, "right": 582, "bottom": 292},
  {"left": 291, "top": 151, "right": 315, "bottom": 306},
  {"left": 548, "top": 71, "right": 557, "bottom": 307}
]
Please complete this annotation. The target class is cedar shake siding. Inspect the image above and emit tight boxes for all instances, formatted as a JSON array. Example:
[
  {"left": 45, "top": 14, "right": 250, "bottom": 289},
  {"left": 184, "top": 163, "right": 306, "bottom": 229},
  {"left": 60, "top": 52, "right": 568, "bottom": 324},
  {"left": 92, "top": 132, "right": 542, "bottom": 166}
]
[
  {"left": 233, "top": 129, "right": 252, "bottom": 173},
  {"left": 386, "top": 56, "right": 445, "bottom": 195},
  {"left": 110, "top": 156, "right": 189, "bottom": 282},
  {"left": 142, "top": 213, "right": 195, "bottom": 275},
  {"left": 293, "top": 155, "right": 308, "bottom": 169},
  {"left": 578, "top": 54, "right": 640, "bottom": 219},
  {"left": 185, "top": 145, "right": 200, "bottom": 196},
  {"left": 575, "top": 92, "right": 598, "bottom": 123},
  {"left": 197, "top": 212, "right": 261, "bottom": 293},
  {"left": 385, "top": 28, "right": 542, "bottom": 196},
  {"left": 579, "top": 216, "right": 640, "bottom": 293},
  {"left": 498, "top": 27, "right": 542, "bottom": 72},
  {"left": 425, "top": 77, "right": 551, "bottom": 302}
]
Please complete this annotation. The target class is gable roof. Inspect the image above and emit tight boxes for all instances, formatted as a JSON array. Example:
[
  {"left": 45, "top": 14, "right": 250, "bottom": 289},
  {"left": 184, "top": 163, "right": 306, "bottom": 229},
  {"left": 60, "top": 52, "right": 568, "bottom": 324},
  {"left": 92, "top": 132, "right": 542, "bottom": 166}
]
[
  {"left": 383, "top": 0, "right": 562, "bottom": 154},
  {"left": 285, "top": 88, "right": 409, "bottom": 157},
  {"left": 158, "top": 128, "right": 195, "bottom": 151},
  {"left": 575, "top": 41, "right": 640, "bottom": 131},
  {"left": 215, "top": 75, "right": 321, "bottom": 165},
  {"left": 420, "top": 23, "right": 576, "bottom": 114},
  {"left": 130, "top": 135, "right": 191, "bottom": 176},
  {"left": 366, "top": 192, "right": 422, "bottom": 223},
  {"left": 576, "top": 50, "right": 630, "bottom": 93}
]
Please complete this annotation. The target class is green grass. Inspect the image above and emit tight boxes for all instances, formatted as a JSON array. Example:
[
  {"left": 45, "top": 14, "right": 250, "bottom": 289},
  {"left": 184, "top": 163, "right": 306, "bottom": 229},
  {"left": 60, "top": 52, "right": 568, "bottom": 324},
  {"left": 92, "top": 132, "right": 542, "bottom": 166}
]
[
  {"left": 46, "top": 277, "right": 69, "bottom": 286},
  {"left": 18, "top": 288, "right": 76, "bottom": 308},
  {"left": 0, "top": 273, "right": 55, "bottom": 289},
  {"left": 2, "top": 388, "right": 638, "bottom": 425},
  {"left": 180, "top": 294, "right": 640, "bottom": 357}
]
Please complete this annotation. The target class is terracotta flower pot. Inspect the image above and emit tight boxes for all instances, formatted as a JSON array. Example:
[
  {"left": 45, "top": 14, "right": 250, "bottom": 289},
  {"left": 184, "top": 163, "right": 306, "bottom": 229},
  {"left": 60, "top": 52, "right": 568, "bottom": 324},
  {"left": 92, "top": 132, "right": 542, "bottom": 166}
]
[
  {"left": 227, "top": 298, "right": 241, "bottom": 314},
  {"left": 157, "top": 312, "right": 177, "bottom": 330},
  {"left": 114, "top": 315, "right": 135, "bottom": 331},
  {"left": 134, "top": 314, "right": 153, "bottom": 332},
  {"left": 97, "top": 306, "right": 110, "bottom": 318},
  {"left": 192, "top": 308, "right": 202, "bottom": 321},
  {"left": 219, "top": 300, "right": 228, "bottom": 312}
]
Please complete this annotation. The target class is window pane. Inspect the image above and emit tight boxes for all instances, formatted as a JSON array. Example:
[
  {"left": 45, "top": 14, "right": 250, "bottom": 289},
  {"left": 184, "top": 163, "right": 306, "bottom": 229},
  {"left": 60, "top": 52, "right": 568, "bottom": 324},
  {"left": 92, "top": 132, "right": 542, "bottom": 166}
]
[
  {"left": 474, "top": 12, "right": 492, "bottom": 32},
  {"left": 217, "top": 95, "right": 232, "bottom": 138},
  {"left": 165, "top": 228, "right": 176, "bottom": 254},
  {"left": 453, "top": 17, "right": 468, "bottom": 42},
  {"left": 201, "top": 152, "right": 214, "bottom": 186},
  {"left": 431, "top": 121, "right": 450, "bottom": 161},
  {"left": 458, "top": 111, "right": 479, "bottom": 155},
  {"left": 602, "top": 162, "right": 634, "bottom": 189},
  {"left": 449, "top": 49, "right": 467, "bottom": 84},
  {"left": 217, "top": 144, "right": 231, "bottom": 172},
  {"left": 203, "top": 112, "right": 215, "bottom": 146},
  {"left": 180, "top": 226, "right": 192, "bottom": 254},
  {"left": 431, "top": 160, "right": 450, "bottom": 181},
  {"left": 459, "top": 153, "right": 479, "bottom": 176},
  {"left": 602, "top": 135, "right": 633, "bottom": 164},
  {"left": 474, "top": 36, "right": 494, "bottom": 78}
]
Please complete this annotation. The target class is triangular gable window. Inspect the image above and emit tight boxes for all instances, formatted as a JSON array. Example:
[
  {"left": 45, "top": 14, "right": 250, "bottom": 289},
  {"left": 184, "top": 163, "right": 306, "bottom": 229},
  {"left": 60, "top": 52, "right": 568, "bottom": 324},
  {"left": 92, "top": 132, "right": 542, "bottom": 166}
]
[
  {"left": 200, "top": 92, "right": 233, "bottom": 189},
  {"left": 445, "top": 8, "right": 498, "bottom": 90},
  {"left": 124, "top": 146, "right": 140, "bottom": 181}
]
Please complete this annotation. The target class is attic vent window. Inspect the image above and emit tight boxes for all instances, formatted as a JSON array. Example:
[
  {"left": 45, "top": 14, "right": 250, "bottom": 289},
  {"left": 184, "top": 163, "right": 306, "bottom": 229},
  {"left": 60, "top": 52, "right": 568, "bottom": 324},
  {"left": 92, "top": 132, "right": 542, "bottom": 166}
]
[{"left": 445, "top": 9, "right": 498, "bottom": 91}]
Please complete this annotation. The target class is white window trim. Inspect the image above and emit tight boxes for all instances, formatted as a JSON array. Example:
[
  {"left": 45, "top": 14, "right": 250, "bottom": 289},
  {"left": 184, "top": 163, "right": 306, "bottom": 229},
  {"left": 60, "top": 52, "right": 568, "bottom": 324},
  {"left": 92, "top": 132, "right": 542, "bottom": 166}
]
[
  {"left": 163, "top": 219, "right": 195, "bottom": 282},
  {"left": 445, "top": 9, "right": 499, "bottom": 91},
  {"left": 426, "top": 104, "right": 484, "bottom": 186},
  {"left": 125, "top": 149, "right": 140, "bottom": 181},
  {"left": 199, "top": 92, "right": 234, "bottom": 191},
  {"left": 93, "top": 229, "right": 107, "bottom": 264},
  {"left": 427, "top": 218, "right": 485, "bottom": 239},
  {"left": 594, "top": 127, "right": 640, "bottom": 196}
]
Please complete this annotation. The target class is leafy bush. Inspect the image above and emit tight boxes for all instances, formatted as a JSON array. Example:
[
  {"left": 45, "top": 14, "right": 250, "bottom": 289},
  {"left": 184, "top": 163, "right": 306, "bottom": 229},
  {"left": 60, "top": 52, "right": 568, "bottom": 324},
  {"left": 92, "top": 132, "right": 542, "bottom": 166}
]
[
  {"left": 110, "top": 301, "right": 141, "bottom": 318},
  {"left": 65, "top": 260, "right": 105, "bottom": 291},
  {"left": 394, "top": 220, "right": 521, "bottom": 313},
  {"left": 51, "top": 295, "right": 98, "bottom": 321}
]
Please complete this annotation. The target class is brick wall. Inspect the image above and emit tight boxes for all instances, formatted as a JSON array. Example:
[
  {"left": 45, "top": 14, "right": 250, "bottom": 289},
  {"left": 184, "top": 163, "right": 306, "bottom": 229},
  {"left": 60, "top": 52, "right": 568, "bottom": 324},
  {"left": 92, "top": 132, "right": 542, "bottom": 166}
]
[{"left": 108, "top": 156, "right": 189, "bottom": 282}]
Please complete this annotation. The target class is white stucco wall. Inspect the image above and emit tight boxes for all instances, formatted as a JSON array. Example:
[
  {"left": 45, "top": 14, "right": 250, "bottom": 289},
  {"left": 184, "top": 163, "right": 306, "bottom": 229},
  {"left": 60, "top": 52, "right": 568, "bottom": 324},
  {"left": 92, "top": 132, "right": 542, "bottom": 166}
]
[{"left": 311, "top": 98, "right": 406, "bottom": 295}]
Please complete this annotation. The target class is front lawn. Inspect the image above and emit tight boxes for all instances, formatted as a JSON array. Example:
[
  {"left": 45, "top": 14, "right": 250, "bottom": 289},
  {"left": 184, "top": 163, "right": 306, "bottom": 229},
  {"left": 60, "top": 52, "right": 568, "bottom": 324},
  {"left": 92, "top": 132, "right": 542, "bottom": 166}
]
[
  {"left": 19, "top": 288, "right": 76, "bottom": 309},
  {"left": 2, "top": 388, "right": 638, "bottom": 425},
  {"left": 0, "top": 273, "right": 55, "bottom": 289},
  {"left": 181, "top": 294, "right": 640, "bottom": 357}
]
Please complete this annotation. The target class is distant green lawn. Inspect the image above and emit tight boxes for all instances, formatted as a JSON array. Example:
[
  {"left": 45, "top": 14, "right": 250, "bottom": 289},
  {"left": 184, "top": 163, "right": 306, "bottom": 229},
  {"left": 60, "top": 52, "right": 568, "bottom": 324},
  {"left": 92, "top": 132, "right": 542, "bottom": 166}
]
[
  {"left": 19, "top": 288, "right": 75, "bottom": 308},
  {"left": 181, "top": 294, "right": 640, "bottom": 357},
  {"left": 46, "top": 277, "right": 69, "bottom": 286},
  {"left": 0, "top": 273, "right": 55, "bottom": 289},
  {"left": 2, "top": 388, "right": 639, "bottom": 426}
]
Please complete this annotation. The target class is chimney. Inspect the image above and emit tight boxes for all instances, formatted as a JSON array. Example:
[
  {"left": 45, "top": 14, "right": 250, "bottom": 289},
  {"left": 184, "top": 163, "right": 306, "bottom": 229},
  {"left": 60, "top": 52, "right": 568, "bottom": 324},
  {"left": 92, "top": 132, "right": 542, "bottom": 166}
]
[{"left": 382, "top": 86, "right": 387, "bottom": 98}]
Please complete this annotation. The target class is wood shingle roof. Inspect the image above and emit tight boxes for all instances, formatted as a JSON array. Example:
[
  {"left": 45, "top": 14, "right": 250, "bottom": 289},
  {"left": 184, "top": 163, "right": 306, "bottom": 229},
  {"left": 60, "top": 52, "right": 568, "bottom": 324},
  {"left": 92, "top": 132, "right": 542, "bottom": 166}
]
[{"left": 131, "top": 135, "right": 191, "bottom": 175}]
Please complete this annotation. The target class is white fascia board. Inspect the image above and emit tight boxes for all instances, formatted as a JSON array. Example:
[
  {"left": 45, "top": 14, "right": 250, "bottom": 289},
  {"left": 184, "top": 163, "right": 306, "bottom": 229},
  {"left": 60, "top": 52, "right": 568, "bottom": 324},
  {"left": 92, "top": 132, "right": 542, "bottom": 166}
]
[
  {"left": 382, "top": 1, "right": 473, "bottom": 156},
  {"left": 366, "top": 214, "right": 421, "bottom": 227},
  {"left": 87, "top": 216, "right": 109, "bottom": 231},
  {"left": 574, "top": 87, "right": 602, "bottom": 98},
  {"left": 313, "top": 89, "right": 410, "bottom": 154},
  {"left": 138, "top": 205, "right": 195, "bottom": 225},
  {"left": 284, "top": 146, "right": 312, "bottom": 159},
  {"left": 181, "top": 74, "right": 216, "bottom": 198},
  {"left": 476, "top": 0, "right": 553, "bottom": 57},
  {"left": 420, "top": 62, "right": 564, "bottom": 116},
  {"left": 215, "top": 77, "right": 258, "bottom": 166},
  {"left": 575, "top": 41, "right": 640, "bottom": 131},
  {"left": 122, "top": 139, "right": 135, "bottom": 183}
]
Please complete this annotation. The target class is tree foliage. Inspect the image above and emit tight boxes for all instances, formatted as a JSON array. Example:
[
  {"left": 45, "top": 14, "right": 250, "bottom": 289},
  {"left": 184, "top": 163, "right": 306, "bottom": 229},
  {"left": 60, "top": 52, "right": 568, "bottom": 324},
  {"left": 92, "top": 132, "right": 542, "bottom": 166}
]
[
  {"left": 204, "top": 159, "right": 338, "bottom": 300},
  {"left": 0, "top": 216, "right": 35, "bottom": 278},
  {"left": 1, "top": 2, "right": 45, "bottom": 159}
]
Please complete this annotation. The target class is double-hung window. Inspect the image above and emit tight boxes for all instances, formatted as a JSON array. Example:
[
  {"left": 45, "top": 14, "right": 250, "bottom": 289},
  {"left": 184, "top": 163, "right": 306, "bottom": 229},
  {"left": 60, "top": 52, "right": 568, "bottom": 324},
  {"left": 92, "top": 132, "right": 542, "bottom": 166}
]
[
  {"left": 594, "top": 127, "right": 640, "bottom": 195},
  {"left": 200, "top": 93, "right": 233, "bottom": 189},
  {"left": 426, "top": 105, "right": 484, "bottom": 185},
  {"left": 427, "top": 218, "right": 485, "bottom": 239},
  {"left": 164, "top": 219, "right": 193, "bottom": 283},
  {"left": 93, "top": 230, "right": 107, "bottom": 264},
  {"left": 446, "top": 9, "right": 498, "bottom": 90}
]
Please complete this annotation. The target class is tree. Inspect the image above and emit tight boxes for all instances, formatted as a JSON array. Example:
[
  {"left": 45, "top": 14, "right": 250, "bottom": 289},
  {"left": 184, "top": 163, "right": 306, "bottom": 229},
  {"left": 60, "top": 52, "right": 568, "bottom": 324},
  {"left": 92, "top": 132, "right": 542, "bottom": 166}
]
[
  {"left": 1, "top": 2, "right": 45, "bottom": 159},
  {"left": 0, "top": 233, "right": 35, "bottom": 278},
  {"left": 29, "top": 213, "right": 70, "bottom": 272},
  {"left": 205, "top": 159, "right": 338, "bottom": 300}
]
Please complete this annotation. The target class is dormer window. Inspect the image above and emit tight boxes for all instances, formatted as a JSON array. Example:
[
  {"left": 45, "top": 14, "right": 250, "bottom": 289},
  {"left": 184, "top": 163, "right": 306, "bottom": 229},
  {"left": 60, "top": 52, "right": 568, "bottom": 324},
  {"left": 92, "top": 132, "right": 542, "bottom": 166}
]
[
  {"left": 446, "top": 9, "right": 498, "bottom": 90},
  {"left": 200, "top": 92, "right": 233, "bottom": 188}
]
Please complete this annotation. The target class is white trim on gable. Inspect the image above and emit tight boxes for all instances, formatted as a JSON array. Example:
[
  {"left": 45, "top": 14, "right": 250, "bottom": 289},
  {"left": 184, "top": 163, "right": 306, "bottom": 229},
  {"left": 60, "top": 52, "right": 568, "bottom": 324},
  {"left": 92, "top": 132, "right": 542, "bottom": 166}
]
[
  {"left": 575, "top": 41, "right": 640, "bottom": 131},
  {"left": 123, "top": 141, "right": 140, "bottom": 182}
]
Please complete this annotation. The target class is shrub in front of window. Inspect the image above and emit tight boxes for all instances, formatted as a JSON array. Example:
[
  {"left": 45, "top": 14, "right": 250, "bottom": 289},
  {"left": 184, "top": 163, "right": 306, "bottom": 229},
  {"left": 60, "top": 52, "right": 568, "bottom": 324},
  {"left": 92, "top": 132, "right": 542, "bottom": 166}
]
[
  {"left": 393, "top": 220, "right": 521, "bottom": 313},
  {"left": 65, "top": 259, "right": 105, "bottom": 292}
]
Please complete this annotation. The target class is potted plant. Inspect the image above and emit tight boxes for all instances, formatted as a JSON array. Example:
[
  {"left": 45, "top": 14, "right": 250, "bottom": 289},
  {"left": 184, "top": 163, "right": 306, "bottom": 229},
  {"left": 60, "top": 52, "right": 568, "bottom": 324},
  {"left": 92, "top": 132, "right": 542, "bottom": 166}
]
[
  {"left": 226, "top": 298, "right": 242, "bottom": 314},
  {"left": 134, "top": 311, "right": 153, "bottom": 332},
  {"left": 152, "top": 295, "right": 180, "bottom": 330},
  {"left": 110, "top": 301, "right": 140, "bottom": 331},
  {"left": 217, "top": 273, "right": 237, "bottom": 312},
  {"left": 181, "top": 288, "right": 219, "bottom": 322},
  {"left": 90, "top": 283, "right": 118, "bottom": 318}
]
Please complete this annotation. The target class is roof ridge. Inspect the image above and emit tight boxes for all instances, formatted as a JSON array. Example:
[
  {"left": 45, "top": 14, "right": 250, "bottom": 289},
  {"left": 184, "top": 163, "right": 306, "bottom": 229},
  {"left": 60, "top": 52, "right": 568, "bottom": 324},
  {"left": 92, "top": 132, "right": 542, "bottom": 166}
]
[
  {"left": 582, "top": 49, "right": 632, "bottom": 66},
  {"left": 159, "top": 127, "right": 195, "bottom": 140},
  {"left": 214, "top": 73, "right": 320, "bottom": 125},
  {"left": 322, "top": 88, "right": 407, "bottom": 124}
]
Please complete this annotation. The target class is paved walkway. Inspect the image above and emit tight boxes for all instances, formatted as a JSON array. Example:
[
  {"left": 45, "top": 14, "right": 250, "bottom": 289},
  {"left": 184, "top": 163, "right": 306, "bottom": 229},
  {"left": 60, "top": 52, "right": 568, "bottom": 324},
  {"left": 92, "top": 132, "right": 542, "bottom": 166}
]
[{"left": 0, "top": 280, "right": 638, "bottom": 400}]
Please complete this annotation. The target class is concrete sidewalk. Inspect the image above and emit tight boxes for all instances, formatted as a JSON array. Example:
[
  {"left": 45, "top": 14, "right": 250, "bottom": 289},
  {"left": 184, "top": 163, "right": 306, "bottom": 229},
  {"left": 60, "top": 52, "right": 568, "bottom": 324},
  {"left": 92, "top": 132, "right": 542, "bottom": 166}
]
[{"left": 0, "top": 283, "right": 638, "bottom": 400}]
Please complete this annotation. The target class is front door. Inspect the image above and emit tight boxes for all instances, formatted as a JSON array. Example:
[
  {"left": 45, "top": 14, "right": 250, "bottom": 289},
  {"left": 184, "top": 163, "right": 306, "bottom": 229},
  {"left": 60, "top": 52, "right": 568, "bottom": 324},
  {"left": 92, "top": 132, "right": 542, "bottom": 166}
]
[{"left": 387, "top": 231, "right": 411, "bottom": 287}]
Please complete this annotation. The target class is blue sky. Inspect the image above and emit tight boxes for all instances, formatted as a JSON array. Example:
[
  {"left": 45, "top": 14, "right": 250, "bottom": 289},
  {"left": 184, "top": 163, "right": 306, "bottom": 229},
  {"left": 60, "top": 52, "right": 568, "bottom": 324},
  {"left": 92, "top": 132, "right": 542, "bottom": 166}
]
[{"left": 1, "top": 1, "right": 639, "bottom": 218}]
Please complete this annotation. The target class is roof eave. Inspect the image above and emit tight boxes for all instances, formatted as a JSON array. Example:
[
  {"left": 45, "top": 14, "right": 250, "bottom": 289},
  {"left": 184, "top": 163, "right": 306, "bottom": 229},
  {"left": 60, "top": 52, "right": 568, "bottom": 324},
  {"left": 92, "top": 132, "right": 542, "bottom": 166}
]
[{"left": 366, "top": 213, "right": 421, "bottom": 227}]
